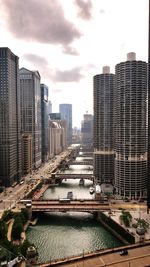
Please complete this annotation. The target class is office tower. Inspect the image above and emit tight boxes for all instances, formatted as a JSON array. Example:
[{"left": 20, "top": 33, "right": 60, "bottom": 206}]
[
  {"left": 49, "top": 118, "right": 67, "bottom": 156},
  {"left": 147, "top": 0, "right": 150, "bottom": 209},
  {"left": 48, "top": 100, "right": 52, "bottom": 114},
  {"left": 115, "top": 53, "right": 147, "bottom": 199},
  {"left": 59, "top": 104, "right": 72, "bottom": 145},
  {"left": 22, "top": 134, "right": 32, "bottom": 174},
  {"left": 0, "top": 47, "right": 22, "bottom": 186},
  {"left": 41, "top": 84, "right": 50, "bottom": 162},
  {"left": 19, "top": 67, "right": 41, "bottom": 170},
  {"left": 93, "top": 66, "right": 114, "bottom": 185},
  {"left": 72, "top": 127, "right": 81, "bottom": 144},
  {"left": 49, "top": 113, "right": 61, "bottom": 120},
  {"left": 81, "top": 113, "right": 93, "bottom": 146}
]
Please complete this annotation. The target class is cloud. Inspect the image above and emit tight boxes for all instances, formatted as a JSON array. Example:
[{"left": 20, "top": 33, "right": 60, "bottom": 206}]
[
  {"left": 24, "top": 54, "right": 48, "bottom": 67},
  {"left": 1, "top": 0, "right": 81, "bottom": 45},
  {"left": 52, "top": 67, "right": 84, "bottom": 82},
  {"left": 75, "top": 0, "right": 92, "bottom": 20},
  {"left": 23, "top": 53, "right": 84, "bottom": 83},
  {"left": 99, "top": 9, "right": 105, "bottom": 14},
  {"left": 62, "top": 46, "right": 79, "bottom": 55}
]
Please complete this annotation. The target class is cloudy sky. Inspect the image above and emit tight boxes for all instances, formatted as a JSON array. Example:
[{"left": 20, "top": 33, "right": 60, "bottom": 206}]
[{"left": 0, "top": 0, "right": 148, "bottom": 127}]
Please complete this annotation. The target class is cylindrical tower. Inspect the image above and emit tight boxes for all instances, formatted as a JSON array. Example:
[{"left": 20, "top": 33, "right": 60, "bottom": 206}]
[
  {"left": 93, "top": 66, "right": 115, "bottom": 184},
  {"left": 114, "top": 53, "right": 147, "bottom": 199}
]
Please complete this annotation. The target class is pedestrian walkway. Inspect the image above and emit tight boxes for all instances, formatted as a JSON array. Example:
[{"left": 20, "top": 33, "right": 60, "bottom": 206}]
[
  {"left": 7, "top": 218, "right": 14, "bottom": 241},
  {"left": 32, "top": 184, "right": 49, "bottom": 200}
]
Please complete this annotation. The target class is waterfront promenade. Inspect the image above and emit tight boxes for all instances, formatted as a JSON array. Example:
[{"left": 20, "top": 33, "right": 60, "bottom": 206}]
[{"left": 38, "top": 242, "right": 150, "bottom": 267}]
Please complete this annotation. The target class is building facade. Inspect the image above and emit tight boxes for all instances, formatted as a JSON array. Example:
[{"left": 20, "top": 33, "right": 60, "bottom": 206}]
[
  {"left": 93, "top": 66, "right": 114, "bottom": 185},
  {"left": 114, "top": 53, "right": 147, "bottom": 198},
  {"left": 49, "top": 119, "right": 67, "bottom": 156},
  {"left": 0, "top": 47, "right": 22, "bottom": 186},
  {"left": 41, "top": 84, "right": 49, "bottom": 162},
  {"left": 81, "top": 113, "right": 93, "bottom": 146},
  {"left": 19, "top": 67, "right": 42, "bottom": 171},
  {"left": 59, "top": 104, "right": 72, "bottom": 145},
  {"left": 22, "top": 134, "right": 32, "bottom": 174}
]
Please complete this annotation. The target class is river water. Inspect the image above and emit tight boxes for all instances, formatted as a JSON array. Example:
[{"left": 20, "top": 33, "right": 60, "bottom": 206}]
[{"left": 26, "top": 161, "right": 123, "bottom": 263}]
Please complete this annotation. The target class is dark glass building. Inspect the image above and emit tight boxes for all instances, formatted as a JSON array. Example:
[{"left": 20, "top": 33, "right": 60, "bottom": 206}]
[
  {"left": 81, "top": 113, "right": 93, "bottom": 146},
  {"left": 41, "top": 84, "right": 49, "bottom": 162},
  {"left": 19, "top": 67, "right": 42, "bottom": 170},
  {"left": 93, "top": 66, "right": 114, "bottom": 185},
  {"left": 59, "top": 104, "right": 72, "bottom": 145},
  {"left": 0, "top": 48, "right": 22, "bottom": 186},
  {"left": 115, "top": 53, "right": 147, "bottom": 198}
]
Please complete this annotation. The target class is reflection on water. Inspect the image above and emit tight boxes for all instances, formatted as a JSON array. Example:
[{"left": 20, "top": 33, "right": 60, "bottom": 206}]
[
  {"left": 27, "top": 211, "right": 123, "bottom": 263},
  {"left": 27, "top": 165, "right": 122, "bottom": 263},
  {"left": 43, "top": 179, "right": 93, "bottom": 199}
]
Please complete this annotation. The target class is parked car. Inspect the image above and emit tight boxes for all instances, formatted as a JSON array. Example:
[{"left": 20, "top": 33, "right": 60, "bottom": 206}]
[{"left": 120, "top": 250, "right": 128, "bottom": 256}]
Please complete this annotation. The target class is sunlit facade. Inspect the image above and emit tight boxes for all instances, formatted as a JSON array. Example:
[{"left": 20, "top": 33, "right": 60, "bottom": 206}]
[
  {"left": 114, "top": 53, "right": 147, "bottom": 198},
  {"left": 93, "top": 66, "right": 115, "bottom": 184},
  {"left": 0, "top": 48, "right": 22, "bottom": 186},
  {"left": 19, "top": 67, "right": 42, "bottom": 170}
]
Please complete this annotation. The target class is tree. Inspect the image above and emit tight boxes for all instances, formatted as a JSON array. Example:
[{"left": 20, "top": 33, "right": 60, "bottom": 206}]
[
  {"left": 135, "top": 218, "right": 149, "bottom": 232},
  {"left": 120, "top": 210, "right": 132, "bottom": 227},
  {"left": 0, "top": 220, "right": 7, "bottom": 240}
]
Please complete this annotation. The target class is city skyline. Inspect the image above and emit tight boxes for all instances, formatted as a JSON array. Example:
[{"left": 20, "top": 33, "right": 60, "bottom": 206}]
[{"left": 0, "top": 0, "right": 148, "bottom": 127}]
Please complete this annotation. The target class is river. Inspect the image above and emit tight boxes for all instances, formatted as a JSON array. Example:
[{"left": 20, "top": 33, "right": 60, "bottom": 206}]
[{"left": 26, "top": 161, "right": 123, "bottom": 263}]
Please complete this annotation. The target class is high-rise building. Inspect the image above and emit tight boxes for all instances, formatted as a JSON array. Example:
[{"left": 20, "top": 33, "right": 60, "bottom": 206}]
[
  {"left": 115, "top": 53, "right": 147, "bottom": 198},
  {"left": 0, "top": 47, "right": 22, "bottom": 186},
  {"left": 93, "top": 66, "right": 114, "bottom": 185},
  {"left": 19, "top": 67, "right": 41, "bottom": 170},
  {"left": 41, "top": 84, "right": 49, "bottom": 162},
  {"left": 49, "top": 119, "right": 67, "bottom": 156},
  {"left": 22, "top": 134, "right": 32, "bottom": 174},
  {"left": 81, "top": 113, "right": 93, "bottom": 146},
  {"left": 59, "top": 104, "right": 72, "bottom": 144}
]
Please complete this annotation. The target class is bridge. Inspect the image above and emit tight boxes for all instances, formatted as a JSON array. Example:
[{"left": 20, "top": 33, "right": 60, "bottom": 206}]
[
  {"left": 31, "top": 199, "right": 110, "bottom": 212},
  {"left": 54, "top": 173, "right": 94, "bottom": 181},
  {"left": 68, "top": 161, "right": 93, "bottom": 165},
  {"left": 78, "top": 153, "right": 93, "bottom": 157}
]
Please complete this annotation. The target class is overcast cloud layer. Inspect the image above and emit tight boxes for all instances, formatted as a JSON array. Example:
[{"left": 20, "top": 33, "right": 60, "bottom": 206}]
[
  {"left": 75, "top": 0, "right": 93, "bottom": 20},
  {"left": 1, "top": 0, "right": 81, "bottom": 46},
  {"left": 24, "top": 53, "right": 84, "bottom": 82}
]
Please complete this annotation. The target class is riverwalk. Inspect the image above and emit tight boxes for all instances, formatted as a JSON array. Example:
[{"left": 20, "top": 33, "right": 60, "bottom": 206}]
[{"left": 38, "top": 242, "right": 150, "bottom": 267}]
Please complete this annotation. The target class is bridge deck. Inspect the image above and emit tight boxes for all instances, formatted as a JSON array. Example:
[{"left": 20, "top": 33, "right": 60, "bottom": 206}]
[{"left": 32, "top": 200, "right": 110, "bottom": 212}]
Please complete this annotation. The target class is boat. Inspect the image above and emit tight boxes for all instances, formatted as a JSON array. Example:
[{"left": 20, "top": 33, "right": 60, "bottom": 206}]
[
  {"left": 67, "top": 191, "right": 73, "bottom": 199},
  {"left": 89, "top": 186, "right": 95, "bottom": 194},
  {"left": 79, "top": 179, "right": 84, "bottom": 186}
]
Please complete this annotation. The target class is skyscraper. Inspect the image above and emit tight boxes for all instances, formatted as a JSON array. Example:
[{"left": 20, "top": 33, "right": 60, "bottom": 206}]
[
  {"left": 81, "top": 113, "right": 93, "bottom": 146},
  {"left": 115, "top": 53, "right": 147, "bottom": 198},
  {"left": 93, "top": 66, "right": 114, "bottom": 185},
  {"left": 59, "top": 104, "right": 72, "bottom": 145},
  {"left": 41, "top": 84, "right": 49, "bottom": 162},
  {"left": 0, "top": 47, "right": 22, "bottom": 186},
  {"left": 19, "top": 67, "right": 42, "bottom": 170}
]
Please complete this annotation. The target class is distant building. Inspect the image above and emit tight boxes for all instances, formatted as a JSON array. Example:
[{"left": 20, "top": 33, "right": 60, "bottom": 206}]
[
  {"left": 22, "top": 134, "right": 32, "bottom": 174},
  {"left": 48, "top": 100, "right": 52, "bottom": 114},
  {"left": 72, "top": 127, "right": 81, "bottom": 144},
  {"left": 59, "top": 104, "right": 72, "bottom": 145},
  {"left": 114, "top": 53, "right": 147, "bottom": 198},
  {"left": 19, "top": 67, "right": 42, "bottom": 171},
  {"left": 49, "top": 113, "right": 61, "bottom": 120},
  {"left": 41, "top": 84, "right": 50, "bottom": 162},
  {"left": 93, "top": 66, "right": 115, "bottom": 185},
  {"left": 49, "top": 120, "right": 67, "bottom": 156},
  {"left": 81, "top": 113, "right": 93, "bottom": 146},
  {"left": 0, "top": 48, "right": 22, "bottom": 186}
]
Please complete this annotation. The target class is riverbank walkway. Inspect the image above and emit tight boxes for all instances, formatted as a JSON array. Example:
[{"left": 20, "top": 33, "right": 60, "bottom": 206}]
[{"left": 38, "top": 242, "right": 150, "bottom": 267}]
